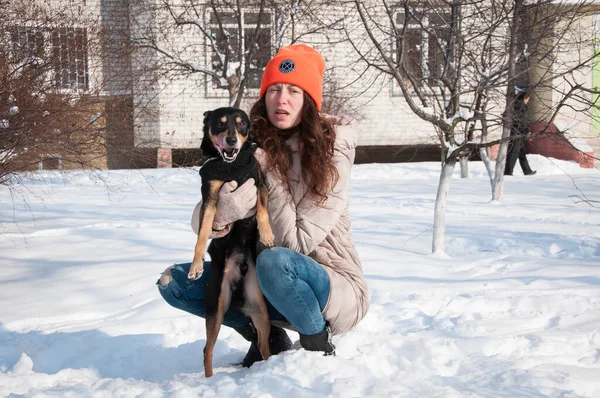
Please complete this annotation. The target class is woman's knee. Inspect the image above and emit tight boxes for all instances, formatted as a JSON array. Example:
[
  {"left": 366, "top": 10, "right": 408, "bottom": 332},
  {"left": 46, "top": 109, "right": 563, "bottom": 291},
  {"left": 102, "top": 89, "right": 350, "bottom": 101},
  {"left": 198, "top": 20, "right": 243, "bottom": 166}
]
[
  {"left": 256, "top": 247, "right": 292, "bottom": 282},
  {"left": 156, "top": 264, "right": 193, "bottom": 310},
  {"left": 157, "top": 265, "right": 175, "bottom": 288},
  {"left": 156, "top": 266, "right": 179, "bottom": 307}
]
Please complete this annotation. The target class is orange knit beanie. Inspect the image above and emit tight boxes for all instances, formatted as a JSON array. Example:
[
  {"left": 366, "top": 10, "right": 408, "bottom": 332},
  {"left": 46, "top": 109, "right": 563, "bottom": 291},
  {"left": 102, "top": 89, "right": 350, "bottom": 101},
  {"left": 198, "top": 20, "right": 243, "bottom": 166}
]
[{"left": 259, "top": 44, "right": 326, "bottom": 110}]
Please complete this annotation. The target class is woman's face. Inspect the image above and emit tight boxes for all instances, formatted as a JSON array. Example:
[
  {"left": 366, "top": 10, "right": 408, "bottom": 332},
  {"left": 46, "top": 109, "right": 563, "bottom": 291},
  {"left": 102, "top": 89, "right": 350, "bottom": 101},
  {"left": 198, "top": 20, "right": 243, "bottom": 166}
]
[{"left": 265, "top": 83, "right": 304, "bottom": 130}]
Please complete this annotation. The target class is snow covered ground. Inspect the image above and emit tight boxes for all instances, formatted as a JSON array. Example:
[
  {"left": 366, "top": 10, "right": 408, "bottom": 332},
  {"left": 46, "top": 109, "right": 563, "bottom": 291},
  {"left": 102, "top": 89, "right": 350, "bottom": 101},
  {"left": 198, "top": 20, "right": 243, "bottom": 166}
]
[{"left": 0, "top": 155, "right": 599, "bottom": 397}]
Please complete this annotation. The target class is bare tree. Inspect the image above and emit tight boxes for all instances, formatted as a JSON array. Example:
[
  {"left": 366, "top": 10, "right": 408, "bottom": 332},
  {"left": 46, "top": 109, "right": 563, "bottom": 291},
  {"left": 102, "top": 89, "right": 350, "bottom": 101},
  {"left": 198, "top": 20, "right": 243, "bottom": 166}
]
[
  {"left": 491, "top": 0, "right": 600, "bottom": 199},
  {"left": 347, "top": 0, "right": 599, "bottom": 253},
  {"left": 128, "top": 0, "right": 368, "bottom": 114},
  {"left": 1, "top": 0, "right": 108, "bottom": 186},
  {"left": 129, "top": 0, "right": 300, "bottom": 108}
]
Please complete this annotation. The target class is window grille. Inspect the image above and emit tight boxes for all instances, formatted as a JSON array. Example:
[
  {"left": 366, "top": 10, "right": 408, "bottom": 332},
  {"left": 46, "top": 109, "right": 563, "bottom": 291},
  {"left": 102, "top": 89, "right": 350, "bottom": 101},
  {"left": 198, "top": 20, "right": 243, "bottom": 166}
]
[
  {"left": 10, "top": 26, "right": 88, "bottom": 91},
  {"left": 208, "top": 9, "right": 272, "bottom": 91},
  {"left": 395, "top": 9, "right": 452, "bottom": 88}
]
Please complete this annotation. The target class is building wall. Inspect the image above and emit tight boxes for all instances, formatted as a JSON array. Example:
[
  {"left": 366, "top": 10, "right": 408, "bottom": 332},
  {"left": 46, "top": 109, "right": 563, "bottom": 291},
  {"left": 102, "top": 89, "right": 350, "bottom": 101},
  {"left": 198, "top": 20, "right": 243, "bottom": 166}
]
[
  {"left": 127, "top": 1, "right": 596, "bottom": 160},
  {"left": 133, "top": 1, "right": 440, "bottom": 151},
  {"left": 550, "top": 14, "right": 594, "bottom": 137}
]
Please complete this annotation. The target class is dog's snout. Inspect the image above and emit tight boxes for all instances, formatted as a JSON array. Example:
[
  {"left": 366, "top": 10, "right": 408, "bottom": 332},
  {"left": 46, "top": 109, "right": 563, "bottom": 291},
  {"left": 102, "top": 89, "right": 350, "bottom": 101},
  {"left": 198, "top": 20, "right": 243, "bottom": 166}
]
[{"left": 225, "top": 135, "right": 238, "bottom": 146}]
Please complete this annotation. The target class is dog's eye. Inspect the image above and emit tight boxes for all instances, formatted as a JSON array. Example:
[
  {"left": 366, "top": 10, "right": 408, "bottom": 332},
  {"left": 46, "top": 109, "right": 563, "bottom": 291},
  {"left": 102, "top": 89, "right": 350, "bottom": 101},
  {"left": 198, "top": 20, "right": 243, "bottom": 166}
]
[{"left": 238, "top": 120, "right": 246, "bottom": 127}]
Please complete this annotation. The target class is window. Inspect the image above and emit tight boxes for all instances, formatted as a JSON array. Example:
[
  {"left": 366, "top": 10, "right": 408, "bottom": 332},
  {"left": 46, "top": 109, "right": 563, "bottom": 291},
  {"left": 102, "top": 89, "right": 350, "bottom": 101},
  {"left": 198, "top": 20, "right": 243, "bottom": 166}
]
[
  {"left": 208, "top": 9, "right": 272, "bottom": 91},
  {"left": 10, "top": 26, "right": 88, "bottom": 91},
  {"left": 52, "top": 28, "right": 89, "bottom": 90},
  {"left": 11, "top": 29, "right": 45, "bottom": 62},
  {"left": 38, "top": 154, "right": 62, "bottom": 170},
  {"left": 395, "top": 8, "right": 452, "bottom": 88}
]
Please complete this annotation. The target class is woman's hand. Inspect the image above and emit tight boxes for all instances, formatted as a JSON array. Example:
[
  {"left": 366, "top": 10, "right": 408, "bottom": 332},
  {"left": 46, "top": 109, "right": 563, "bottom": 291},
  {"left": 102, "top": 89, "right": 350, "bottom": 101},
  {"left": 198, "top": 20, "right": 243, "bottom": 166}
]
[{"left": 212, "top": 179, "right": 257, "bottom": 231}]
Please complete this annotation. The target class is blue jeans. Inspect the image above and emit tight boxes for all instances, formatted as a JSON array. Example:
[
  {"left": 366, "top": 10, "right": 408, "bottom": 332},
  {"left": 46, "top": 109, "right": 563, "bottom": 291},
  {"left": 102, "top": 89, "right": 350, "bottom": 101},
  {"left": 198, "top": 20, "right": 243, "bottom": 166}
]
[{"left": 157, "top": 247, "right": 330, "bottom": 335}]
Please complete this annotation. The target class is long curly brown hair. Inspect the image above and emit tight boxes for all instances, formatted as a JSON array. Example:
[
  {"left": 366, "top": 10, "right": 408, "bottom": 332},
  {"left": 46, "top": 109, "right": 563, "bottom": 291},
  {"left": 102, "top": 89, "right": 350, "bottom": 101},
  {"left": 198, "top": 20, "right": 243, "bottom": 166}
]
[{"left": 250, "top": 92, "right": 339, "bottom": 204}]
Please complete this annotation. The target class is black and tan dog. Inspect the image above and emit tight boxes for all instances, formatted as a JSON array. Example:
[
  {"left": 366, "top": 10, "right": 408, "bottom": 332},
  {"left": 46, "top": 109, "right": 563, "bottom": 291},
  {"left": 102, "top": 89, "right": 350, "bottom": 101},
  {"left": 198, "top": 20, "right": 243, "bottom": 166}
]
[{"left": 189, "top": 107, "right": 275, "bottom": 377}]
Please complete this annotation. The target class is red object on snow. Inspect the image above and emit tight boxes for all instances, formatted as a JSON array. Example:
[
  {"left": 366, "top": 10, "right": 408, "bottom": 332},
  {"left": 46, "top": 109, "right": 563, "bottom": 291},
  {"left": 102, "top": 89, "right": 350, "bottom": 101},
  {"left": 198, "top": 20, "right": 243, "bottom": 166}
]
[
  {"left": 488, "top": 122, "right": 594, "bottom": 168},
  {"left": 527, "top": 122, "right": 594, "bottom": 168}
]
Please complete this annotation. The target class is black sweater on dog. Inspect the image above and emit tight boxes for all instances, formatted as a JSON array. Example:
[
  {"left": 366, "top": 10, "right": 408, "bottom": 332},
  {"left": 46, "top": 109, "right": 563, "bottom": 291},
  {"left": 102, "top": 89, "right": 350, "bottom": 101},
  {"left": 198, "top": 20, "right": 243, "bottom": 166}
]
[{"left": 199, "top": 144, "right": 260, "bottom": 186}]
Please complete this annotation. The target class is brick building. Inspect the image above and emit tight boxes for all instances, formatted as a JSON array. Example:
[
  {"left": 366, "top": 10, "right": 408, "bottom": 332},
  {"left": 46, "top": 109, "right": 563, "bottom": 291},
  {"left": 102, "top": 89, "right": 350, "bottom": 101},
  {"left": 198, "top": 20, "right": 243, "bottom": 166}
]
[{"left": 7, "top": 0, "right": 599, "bottom": 169}]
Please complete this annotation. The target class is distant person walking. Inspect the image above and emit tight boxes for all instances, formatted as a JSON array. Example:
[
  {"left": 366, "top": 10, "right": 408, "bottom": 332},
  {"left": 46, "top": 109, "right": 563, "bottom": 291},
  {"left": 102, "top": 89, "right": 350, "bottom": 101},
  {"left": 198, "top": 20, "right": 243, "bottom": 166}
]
[{"left": 504, "top": 91, "right": 536, "bottom": 176}]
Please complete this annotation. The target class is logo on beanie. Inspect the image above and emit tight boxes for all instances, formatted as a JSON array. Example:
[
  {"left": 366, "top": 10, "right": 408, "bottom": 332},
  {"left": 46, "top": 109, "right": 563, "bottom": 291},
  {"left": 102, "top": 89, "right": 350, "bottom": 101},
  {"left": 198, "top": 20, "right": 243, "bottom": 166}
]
[{"left": 279, "top": 59, "right": 295, "bottom": 74}]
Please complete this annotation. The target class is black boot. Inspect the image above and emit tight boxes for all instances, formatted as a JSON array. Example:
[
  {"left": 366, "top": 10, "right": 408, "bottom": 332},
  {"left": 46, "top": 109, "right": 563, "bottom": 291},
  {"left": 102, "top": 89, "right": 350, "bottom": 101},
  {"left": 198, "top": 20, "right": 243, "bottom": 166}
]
[
  {"left": 299, "top": 325, "right": 335, "bottom": 356},
  {"left": 235, "top": 323, "right": 292, "bottom": 368}
]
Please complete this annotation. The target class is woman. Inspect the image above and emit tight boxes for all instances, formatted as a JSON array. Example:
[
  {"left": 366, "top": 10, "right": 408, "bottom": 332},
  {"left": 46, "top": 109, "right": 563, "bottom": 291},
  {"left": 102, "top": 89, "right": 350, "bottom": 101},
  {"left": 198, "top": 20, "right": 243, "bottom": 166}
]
[{"left": 157, "top": 44, "right": 369, "bottom": 367}]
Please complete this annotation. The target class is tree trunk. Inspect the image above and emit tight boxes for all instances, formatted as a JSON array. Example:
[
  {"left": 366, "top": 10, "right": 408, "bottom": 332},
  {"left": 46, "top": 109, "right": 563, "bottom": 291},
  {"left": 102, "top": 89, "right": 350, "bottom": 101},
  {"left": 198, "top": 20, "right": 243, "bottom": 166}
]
[
  {"left": 459, "top": 156, "right": 469, "bottom": 178},
  {"left": 478, "top": 109, "right": 494, "bottom": 187},
  {"left": 432, "top": 157, "right": 457, "bottom": 254},
  {"left": 228, "top": 74, "right": 242, "bottom": 108},
  {"left": 492, "top": 0, "right": 523, "bottom": 201},
  {"left": 479, "top": 147, "right": 494, "bottom": 187},
  {"left": 491, "top": 129, "right": 510, "bottom": 200}
]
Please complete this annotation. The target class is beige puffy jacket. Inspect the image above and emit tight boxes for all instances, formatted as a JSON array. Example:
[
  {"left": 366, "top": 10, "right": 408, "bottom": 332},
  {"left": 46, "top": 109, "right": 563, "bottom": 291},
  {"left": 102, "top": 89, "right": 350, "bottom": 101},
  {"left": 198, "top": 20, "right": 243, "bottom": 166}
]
[
  {"left": 191, "top": 119, "right": 370, "bottom": 335},
  {"left": 261, "top": 119, "right": 369, "bottom": 335}
]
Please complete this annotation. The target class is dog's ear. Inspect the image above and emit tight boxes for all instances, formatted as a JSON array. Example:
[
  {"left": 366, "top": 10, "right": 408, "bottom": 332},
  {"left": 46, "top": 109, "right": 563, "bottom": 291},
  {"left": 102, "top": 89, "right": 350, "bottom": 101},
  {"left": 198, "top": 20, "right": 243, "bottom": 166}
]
[
  {"left": 202, "top": 111, "right": 212, "bottom": 136},
  {"left": 238, "top": 110, "right": 252, "bottom": 140},
  {"left": 247, "top": 123, "right": 255, "bottom": 144},
  {"left": 200, "top": 135, "right": 211, "bottom": 156},
  {"left": 200, "top": 110, "right": 218, "bottom": 158}
]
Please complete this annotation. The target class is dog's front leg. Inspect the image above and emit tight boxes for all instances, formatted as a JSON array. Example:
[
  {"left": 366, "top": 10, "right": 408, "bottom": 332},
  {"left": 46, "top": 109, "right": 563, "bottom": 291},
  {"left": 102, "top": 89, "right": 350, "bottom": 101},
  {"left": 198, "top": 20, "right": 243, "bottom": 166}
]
[
  {"left": 188, "top": 180, "right": 225, "bottom": 280},
  {"left": 256, "top": 183, "right": 275, "bottom": 248}
]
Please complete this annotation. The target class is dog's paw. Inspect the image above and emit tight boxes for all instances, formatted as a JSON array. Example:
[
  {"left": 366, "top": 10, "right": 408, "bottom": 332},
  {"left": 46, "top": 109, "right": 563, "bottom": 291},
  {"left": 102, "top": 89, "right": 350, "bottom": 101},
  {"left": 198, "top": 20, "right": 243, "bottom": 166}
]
[
  {"left": 188, "top": 262, "right": 204, "bottom": 280},
  {"left": 260, "top": 232, "right": 275, "bottom": 248}
]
